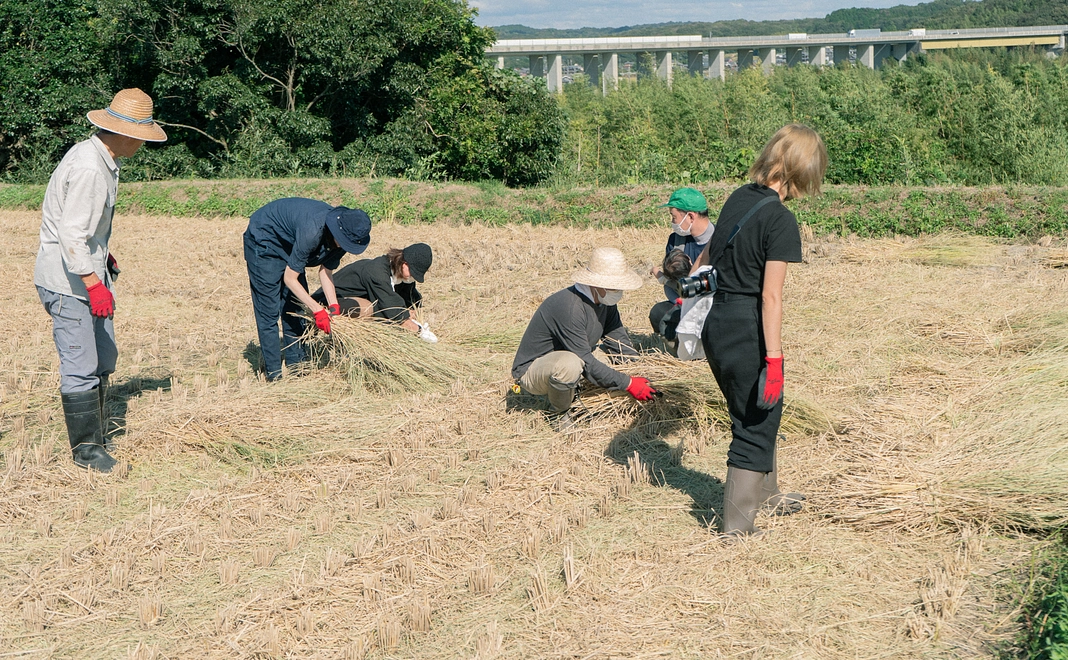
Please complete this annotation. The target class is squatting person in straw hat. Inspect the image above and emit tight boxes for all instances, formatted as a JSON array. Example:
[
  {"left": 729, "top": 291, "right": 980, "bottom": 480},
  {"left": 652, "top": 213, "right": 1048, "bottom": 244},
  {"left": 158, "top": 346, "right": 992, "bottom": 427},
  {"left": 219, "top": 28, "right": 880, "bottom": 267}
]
[
  {"left": 244, "top": 197, "right": 373, "bottom": 381},
  {"left": 689, "top": 123, "right": 828, "bottom": 538},
  {"left": 511, "top": 247, "right": 659, "bottom": 429},
  {"left": 34, "top": 88, "right": 167, "bottom": 473},
  {"left": 310, "top": 243, "right": 438, "bottom": 342}
]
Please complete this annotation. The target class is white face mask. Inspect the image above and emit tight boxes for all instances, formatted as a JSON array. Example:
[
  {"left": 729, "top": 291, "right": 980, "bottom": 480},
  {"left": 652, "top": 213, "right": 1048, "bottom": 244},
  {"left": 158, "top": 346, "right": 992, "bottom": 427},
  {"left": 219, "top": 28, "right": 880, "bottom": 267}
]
[
  {"left": 671, "top": 213, "right": 693, "bottom": 237},
  {"left": 599, "top": 290, "right": 623, "bottom": 306}
]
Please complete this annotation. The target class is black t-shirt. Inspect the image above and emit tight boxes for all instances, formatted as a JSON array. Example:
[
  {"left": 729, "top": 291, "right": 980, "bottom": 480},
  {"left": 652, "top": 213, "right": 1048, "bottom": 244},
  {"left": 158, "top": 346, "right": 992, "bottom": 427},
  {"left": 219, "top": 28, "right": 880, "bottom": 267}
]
[{"left": 704, "top": 184, "right": 802, "bottom": 295}]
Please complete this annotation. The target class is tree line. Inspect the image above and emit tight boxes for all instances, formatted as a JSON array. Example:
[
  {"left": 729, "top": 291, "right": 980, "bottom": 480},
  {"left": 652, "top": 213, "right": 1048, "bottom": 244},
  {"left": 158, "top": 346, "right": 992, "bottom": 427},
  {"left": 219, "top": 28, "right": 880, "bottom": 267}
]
[
  {"left": 1, "top": 0, "right": 563, "bottom": 185},
  {"left": 557, "top": 49, "right": 1068, "bottom": 187},
  {"left": 3, "top": 1, "right": 1068, "bottom": 188}
]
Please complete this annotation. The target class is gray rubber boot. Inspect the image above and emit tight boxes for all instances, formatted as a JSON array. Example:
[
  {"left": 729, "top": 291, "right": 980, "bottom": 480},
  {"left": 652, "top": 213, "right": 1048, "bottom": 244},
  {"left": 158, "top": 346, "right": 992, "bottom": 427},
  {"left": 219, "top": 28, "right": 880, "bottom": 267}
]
[
  {"left": 760, "top": 449, "right": 805, "bottom": 516},
  {"left": 721, "top": 466, "right": 765, "bottom": 539},
  {"left": 545, "top": 378, "right": 577, "bottom": 432},
  {"left": 62, "top": 389, "right": 118, "bottom": 473}
]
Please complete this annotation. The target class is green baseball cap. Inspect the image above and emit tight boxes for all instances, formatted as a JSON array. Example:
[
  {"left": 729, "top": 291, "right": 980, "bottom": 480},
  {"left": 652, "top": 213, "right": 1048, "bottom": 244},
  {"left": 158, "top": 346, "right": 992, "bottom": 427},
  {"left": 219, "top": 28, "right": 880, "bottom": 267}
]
[{"left": 661, "top": 188, "right": 708, "bottom": 213}]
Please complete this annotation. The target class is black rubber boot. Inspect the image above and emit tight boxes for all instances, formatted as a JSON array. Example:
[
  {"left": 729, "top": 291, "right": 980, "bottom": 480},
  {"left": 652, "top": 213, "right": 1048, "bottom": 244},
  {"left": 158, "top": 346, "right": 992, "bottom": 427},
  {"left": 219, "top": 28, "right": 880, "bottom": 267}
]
[
  {"left": 98, "top": 373, "right": 113, "bottom": 449},
  {"left": 721, "top": 466, "right": 765, "bottom": 539},
  {"left": 62, "top": 389, "right": 118, "bottom": 473},
  {"left": 760, "top": 448, "right": 805, "bottom": 516}
]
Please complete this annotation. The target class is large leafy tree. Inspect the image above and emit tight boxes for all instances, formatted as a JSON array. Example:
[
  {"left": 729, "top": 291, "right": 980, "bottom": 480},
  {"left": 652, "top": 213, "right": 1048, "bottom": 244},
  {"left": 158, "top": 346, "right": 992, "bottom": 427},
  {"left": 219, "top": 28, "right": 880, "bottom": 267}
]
[{"left": 2, "top": 0, "right": 562, "bottom": 183}]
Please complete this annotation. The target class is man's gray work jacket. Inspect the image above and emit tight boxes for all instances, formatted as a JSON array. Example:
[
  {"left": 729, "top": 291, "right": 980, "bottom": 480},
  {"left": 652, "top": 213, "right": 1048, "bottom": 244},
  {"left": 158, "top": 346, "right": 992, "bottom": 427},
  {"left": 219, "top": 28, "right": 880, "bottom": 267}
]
[{"left": 34, "top": 135, "right": 119, "bottom": 300}]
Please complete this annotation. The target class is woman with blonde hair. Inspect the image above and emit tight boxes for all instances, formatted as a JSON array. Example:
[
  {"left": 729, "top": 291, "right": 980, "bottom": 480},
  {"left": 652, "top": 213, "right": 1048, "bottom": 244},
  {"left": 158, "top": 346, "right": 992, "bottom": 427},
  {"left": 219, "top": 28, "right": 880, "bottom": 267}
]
[{"left": 691, "top": 124, "right": 828, "bottom": 538}]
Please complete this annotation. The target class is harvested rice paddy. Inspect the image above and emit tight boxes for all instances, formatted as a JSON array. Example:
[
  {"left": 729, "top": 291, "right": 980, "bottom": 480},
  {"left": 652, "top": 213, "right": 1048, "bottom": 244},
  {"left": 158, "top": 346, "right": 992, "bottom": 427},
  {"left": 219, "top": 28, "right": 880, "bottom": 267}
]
[{"left": 1, "top": 209, "right": 1066, "bottom": 658}]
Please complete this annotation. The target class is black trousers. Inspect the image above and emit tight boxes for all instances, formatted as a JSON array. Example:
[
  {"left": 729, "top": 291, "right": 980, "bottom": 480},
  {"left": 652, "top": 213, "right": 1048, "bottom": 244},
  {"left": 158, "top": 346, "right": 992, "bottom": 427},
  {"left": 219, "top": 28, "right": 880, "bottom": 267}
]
[
  {"left": 649, "top": 300, "right": 681, "bottom": 340},
  {"left": 701, "top": 293, "right": 781, "bottom": 473},
  {"left": 243, "top": 234, "right": 308, "bottom": 381}
]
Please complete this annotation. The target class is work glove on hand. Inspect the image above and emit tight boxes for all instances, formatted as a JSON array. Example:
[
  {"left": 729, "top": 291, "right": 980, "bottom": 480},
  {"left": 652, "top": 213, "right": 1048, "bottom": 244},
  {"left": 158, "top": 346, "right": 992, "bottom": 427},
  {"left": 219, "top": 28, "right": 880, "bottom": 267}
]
[
  {"left": 86, "top": 281, "right": 114, "bottom": 318},
  {"left": 414, "top": 320, "right": 438, "bottom": 344},
  {"left": 106, "top": 253, "right": 121, "bottom": 282},
  {"left": 328, "top": 303, "right": 341, "bottom": 316},
  {"left": 313, "top": 308, "right": 332, "bottom": 334},
  {"left": 625, "top": 376, "right": 657, "bottom": 401},
  {"left": 757, "top": 356, "right": 784, "bottom": 410}
]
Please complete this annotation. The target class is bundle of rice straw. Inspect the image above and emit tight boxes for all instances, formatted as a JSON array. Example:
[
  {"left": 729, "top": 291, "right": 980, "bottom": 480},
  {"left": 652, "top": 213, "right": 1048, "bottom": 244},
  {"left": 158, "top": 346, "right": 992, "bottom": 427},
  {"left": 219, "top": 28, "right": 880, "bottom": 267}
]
[
  {"left": 303, "top": 316, "right": 470, "bottom": 394},
  {"left": 539, "top": 353, "right": 837, "bottom": 438}
]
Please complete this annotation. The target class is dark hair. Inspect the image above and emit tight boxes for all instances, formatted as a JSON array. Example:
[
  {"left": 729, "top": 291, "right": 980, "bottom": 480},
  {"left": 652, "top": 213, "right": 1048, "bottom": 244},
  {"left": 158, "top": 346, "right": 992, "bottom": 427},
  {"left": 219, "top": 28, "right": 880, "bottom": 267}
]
[
  {"left": 662, "top": 249, "right": 692, "bottom": 281},
  {"left": 386, "top": 248, "right": 405, "bottom": 274}
]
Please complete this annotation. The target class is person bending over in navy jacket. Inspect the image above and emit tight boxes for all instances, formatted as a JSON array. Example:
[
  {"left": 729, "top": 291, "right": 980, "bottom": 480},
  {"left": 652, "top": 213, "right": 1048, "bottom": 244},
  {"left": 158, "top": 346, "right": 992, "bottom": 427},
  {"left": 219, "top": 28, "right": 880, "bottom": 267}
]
[{"left": 243, "top": 197, "right": 371, "bottom": 381}]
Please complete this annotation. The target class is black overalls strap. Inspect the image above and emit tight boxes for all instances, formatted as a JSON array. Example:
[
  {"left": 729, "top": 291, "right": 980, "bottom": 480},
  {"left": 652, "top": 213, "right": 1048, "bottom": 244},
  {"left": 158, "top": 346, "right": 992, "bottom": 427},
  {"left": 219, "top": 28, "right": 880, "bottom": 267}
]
[{"left": 708, "top": 195, "right": 779, "bottom": 272}]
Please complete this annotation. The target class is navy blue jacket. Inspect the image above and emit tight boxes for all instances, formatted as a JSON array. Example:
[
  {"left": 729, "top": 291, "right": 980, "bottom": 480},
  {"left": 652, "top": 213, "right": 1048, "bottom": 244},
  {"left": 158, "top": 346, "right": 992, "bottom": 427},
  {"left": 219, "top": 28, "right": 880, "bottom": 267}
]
[{"left": 245, "top": 198, "right": 345, "bottom": 272}]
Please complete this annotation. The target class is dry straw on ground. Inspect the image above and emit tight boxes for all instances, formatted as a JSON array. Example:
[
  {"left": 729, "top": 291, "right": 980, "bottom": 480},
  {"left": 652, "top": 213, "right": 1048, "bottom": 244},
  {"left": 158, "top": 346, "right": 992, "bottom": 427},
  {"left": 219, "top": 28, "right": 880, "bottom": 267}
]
[{"left": 0, "top": 210, "right": 1066, "bottom": 658}]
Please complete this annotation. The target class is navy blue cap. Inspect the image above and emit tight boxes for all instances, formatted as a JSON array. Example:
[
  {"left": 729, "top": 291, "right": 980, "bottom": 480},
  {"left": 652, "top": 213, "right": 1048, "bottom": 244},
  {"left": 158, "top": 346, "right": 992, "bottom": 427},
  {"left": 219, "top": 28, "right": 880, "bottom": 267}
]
[{"left": 326, "top": 207, "right": 371, "bottom": 255}]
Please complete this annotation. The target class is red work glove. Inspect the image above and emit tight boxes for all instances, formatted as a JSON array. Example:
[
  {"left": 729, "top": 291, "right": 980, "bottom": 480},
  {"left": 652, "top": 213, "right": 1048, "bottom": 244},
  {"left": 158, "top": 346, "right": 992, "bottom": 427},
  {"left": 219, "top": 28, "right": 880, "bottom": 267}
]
[
  {"left": 314, "top": 308, "right": 332, "bottom": 334},
  {"left": 626, "top": 376, "right": 657, "bottom": 401},
  {"left": 86, "top": 281, "right": 114, "bottom": 318},
  {"left": 757, "top": 356, "right": 784, "bottom": 410},
  {"left": 328, "top": 303, "right": 341, "bottom": 316}
]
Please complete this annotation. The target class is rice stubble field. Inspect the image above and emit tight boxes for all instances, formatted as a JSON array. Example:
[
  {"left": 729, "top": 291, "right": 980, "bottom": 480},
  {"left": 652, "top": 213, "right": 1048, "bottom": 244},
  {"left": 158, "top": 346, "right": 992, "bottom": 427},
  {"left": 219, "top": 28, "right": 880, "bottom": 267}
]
[{"left": 1, "top": 208, "right": 1067, "bottom": 658}]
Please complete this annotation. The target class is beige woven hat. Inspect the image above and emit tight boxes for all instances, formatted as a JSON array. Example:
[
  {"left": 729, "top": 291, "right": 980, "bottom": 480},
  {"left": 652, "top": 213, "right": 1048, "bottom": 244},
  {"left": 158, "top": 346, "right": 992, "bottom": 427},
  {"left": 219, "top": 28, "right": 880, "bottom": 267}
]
[
  {"left": 87, "top": 89, "right": 167, "bottom": 142},
  {"left": 572, "top": 247, "right": 643, "bottom": 291}
]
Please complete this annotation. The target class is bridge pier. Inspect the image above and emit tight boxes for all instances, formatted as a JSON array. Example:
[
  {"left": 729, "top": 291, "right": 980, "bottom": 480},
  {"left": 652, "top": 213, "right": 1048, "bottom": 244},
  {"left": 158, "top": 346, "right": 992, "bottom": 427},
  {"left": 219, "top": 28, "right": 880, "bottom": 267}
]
[
  {"left": 602, "top": 53, "right": 619, "bottom": 93},
  {"left": 739, "top": 49, "right": 755, "bottom": 70},
  {"left": 809, "top": 45, "right": 829, "bottom": 66},
  {"left": 584, "top": 54, "right": 600, "bottom": 87},
  {"left": 547, "top": 54, "right": 564, "bottom": 93},
  {"left": 496, "top": 56, "right": 504, "bottom": 69},
  {"left": 688, "top": 50, "right": 704, "bottom": 76},
  {"left": 656, "top": 51, "right": 673, "bottom": 84},
  {"left": 785, "top": 47, "right": 805, "bottom": 66},
  {"left": 529, "top": 56, "right": 544, "bottom": 78},
  {"left": 832, "top": 45, "right": 851, "bottom": 65},
  {"left": 857, "top": 44, "right": 875, "bottom": 68},
  {"left": 759, "top": 47, "right": 776, "bottom": 74},
  {"left": 709, "top": 49, "right": 725, "bottom": 80}
]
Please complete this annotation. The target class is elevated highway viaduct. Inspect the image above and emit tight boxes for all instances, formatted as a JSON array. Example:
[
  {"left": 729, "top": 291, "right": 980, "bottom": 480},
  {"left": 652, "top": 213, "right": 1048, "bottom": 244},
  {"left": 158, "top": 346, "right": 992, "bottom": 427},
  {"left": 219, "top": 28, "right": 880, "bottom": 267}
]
[{"left": 486, "top": 26, "right": 1068, "bottom": 93}]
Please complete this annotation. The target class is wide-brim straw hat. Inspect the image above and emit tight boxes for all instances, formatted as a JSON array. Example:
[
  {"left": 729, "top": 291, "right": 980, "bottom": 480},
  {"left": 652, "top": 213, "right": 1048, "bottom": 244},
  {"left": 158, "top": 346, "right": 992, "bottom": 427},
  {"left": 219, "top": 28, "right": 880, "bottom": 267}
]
[
  {"left": 87, "top": 89, "right": 167, "bottom": 142},
  {"left": 572, "top": 247, "right": 643, "bottom": 291}
]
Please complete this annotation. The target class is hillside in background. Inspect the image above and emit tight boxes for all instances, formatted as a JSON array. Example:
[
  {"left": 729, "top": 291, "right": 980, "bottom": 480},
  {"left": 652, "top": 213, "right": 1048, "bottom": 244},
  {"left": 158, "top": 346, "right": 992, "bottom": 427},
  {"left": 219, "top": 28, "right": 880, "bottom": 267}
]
[{"left": 490, "top": 0, "right": 1068, "bottom": 39}]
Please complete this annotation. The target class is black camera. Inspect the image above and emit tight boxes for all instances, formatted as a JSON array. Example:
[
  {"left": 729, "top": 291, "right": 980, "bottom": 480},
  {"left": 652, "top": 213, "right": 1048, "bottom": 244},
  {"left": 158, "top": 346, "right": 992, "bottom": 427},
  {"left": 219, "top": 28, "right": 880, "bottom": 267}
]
[{"left": 677, "top": 270, "right": 716, "bottom": 298}]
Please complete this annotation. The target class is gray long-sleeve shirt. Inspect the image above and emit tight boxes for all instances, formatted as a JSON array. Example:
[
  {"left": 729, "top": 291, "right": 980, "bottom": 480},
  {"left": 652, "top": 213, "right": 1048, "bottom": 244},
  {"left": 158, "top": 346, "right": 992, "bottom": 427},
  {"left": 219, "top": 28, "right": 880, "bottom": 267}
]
[
  {"left": 511, "top": 286, "right": 639, "bottom": 390},
  {"left": 34, "top": 135, "right": 119, "bottom": 300}
]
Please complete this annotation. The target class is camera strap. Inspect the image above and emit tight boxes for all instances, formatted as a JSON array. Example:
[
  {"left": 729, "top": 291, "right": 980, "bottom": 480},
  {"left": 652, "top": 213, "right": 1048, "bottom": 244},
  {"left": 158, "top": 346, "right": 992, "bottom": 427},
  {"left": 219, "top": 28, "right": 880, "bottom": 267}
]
[{"left": 709, "top": 194, "right": 779, "bottom": 271}]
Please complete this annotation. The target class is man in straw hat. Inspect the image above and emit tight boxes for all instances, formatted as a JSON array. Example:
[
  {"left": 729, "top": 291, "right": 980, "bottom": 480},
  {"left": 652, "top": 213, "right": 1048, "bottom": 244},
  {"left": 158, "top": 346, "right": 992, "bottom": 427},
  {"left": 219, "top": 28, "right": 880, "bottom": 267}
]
[
  {"left": 34, "top": 88, "right": 166, "bottom": 473},
  {"left": 511, "top": 247, "right": 659, "bottom": 429},
  {"left": 244, "top": 197, "right": 372, "bottom": 381}
]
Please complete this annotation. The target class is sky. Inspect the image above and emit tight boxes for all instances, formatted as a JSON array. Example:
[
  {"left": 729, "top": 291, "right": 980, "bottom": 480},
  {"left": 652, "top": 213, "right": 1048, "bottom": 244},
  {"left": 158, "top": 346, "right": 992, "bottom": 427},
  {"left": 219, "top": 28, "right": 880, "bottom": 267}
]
[{"left": 471, "top": 0, "right": 928, "bottom": 29}]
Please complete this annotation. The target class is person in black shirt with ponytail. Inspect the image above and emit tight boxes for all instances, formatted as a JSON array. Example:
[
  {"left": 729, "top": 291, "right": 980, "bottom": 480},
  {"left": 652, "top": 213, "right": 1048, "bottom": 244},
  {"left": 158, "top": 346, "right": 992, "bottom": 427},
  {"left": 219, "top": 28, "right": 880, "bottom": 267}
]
[{"left": 691, "top": 124, "right": 828, "bottom": 539}]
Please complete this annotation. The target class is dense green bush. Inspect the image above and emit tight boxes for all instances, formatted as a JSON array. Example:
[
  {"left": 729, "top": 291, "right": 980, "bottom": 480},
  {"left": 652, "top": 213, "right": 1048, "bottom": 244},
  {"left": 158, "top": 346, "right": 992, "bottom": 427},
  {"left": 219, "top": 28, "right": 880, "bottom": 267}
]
[
  {"left": 556, "top": 50, "right": 1068, "bottom": 187},
  {"left": 0, "top": 0, "right": 563, "bottom": 184}
]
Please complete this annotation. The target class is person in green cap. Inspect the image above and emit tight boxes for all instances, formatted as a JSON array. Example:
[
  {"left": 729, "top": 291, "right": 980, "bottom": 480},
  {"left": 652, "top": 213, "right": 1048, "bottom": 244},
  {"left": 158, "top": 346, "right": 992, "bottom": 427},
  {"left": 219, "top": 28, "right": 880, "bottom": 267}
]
[{"left": 648, "top": 188, "right": 713, "bottom": 352}]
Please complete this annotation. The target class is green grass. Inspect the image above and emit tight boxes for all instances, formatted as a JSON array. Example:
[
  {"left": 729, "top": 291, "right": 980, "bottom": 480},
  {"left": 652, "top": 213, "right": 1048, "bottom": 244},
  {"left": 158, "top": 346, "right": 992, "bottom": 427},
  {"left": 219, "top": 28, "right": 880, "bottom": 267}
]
[
  {"left": 1016, "top": 537, "right": 1068, "bottom": 659},
  {"left": 3, "top": 178, "right": 1068, "bottom": 238}
]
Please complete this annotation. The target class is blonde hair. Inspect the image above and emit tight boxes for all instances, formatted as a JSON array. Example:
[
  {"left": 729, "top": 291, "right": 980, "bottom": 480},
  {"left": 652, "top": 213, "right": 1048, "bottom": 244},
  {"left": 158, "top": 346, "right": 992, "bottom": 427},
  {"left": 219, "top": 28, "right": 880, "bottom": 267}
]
[{"left": 748, "top": 124, "right": 828, "bottom": 200}]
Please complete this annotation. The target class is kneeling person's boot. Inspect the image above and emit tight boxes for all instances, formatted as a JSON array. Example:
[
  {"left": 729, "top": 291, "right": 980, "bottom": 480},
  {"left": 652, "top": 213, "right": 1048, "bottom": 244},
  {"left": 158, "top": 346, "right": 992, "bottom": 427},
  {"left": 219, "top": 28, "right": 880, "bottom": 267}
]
[
  {"left": 62, "top": 389, "right": 118, "bottom": 473},
  {"left": 545, "top": 378, "right": 577, "bottom": 433},
  {"left": 721, "top": 466, "right": 765, "bottom": 539}
]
